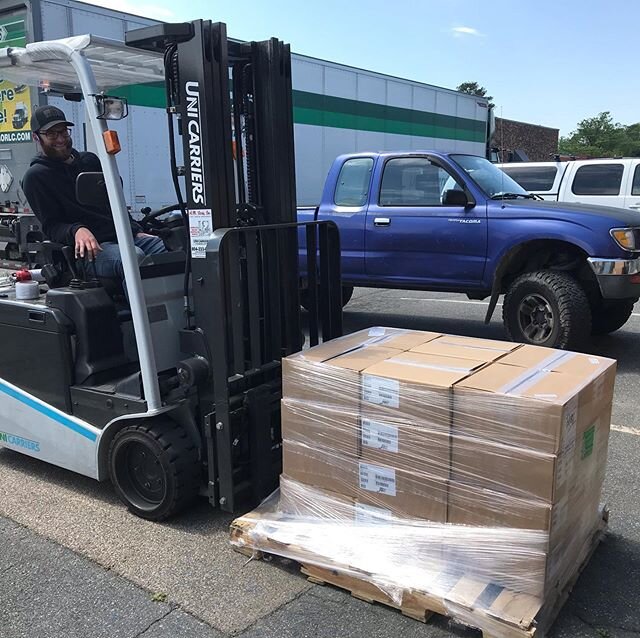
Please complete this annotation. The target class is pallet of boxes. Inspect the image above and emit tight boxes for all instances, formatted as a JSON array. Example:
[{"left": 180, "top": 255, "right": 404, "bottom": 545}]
[{"left": 231, "top": 327, "right": 614, "bottom": 637}]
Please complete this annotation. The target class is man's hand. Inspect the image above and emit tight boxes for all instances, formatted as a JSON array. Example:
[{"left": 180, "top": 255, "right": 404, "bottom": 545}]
[
  {"left": 74, "top": 227, "right": 102, "bottom": 260},
  {"left": 136, "top": 232, "right": 155, "bottom": 239}
]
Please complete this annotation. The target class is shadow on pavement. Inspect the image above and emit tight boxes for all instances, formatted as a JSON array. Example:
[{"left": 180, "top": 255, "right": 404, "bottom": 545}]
[
  {"left": 552, "top": 532, "right": 640, "bottom": 635},
  {"left": 0, "top": 447, "right": 235, "bottom": 535}
]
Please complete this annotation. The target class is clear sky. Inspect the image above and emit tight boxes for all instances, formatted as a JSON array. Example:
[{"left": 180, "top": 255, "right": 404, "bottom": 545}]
[{"left": 82, "top": 0, "right": 633, "bottom": 136}]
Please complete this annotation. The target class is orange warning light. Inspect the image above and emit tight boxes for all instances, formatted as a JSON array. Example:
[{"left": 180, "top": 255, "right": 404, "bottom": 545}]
[{"left": 103, "top": 130, "right": 121, "bottom": 155}]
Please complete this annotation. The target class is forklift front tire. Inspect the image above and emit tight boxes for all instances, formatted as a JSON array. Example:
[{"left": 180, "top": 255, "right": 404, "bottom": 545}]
[{"left": 108, "top": 420, "right": 199, "bottom": 521}]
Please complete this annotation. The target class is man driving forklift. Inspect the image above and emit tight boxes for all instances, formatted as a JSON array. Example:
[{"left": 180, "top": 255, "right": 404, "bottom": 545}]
[{"left": 22, "top": 105, "right": 167, "bottom": 279}]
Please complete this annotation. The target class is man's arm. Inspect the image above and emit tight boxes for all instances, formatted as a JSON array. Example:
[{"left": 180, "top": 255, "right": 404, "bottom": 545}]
[{"left": 22, "top": 171, "right": 85, "bottom": 246}]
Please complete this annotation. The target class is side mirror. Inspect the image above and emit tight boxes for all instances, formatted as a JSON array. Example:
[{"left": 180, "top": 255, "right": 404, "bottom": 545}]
[
  {"left": 443, "top": 188, "right": 471, "bottom": 207},
  {"left": 76, "top": 172, "right": 110, "bottom": 210}
]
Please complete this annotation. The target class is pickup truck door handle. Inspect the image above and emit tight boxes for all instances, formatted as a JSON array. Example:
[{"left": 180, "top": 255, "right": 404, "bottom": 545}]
[{"left": 373, "top": 217, "right": 391, "bottom": 227}]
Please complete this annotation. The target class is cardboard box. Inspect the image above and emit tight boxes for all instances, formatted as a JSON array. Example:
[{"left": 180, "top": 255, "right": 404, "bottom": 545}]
[
  {"left": 451, "top": 434, "right": 557, "bottom": 501},
  {"left": 356, "top": 460, "right": 448, "bottom": 522},
  {"left": 289, "top": 327, "right": 440, "bottom": 365},
  {"left": 281, "top": 399, "right": 359, "bottom": 457},
  {"left": 411, "top": 335, "right": 521, "bottom": 363},
  {"left": 278, "top": 475, "right": 355, "bottom": 519},
  {"left": 447, "top": 480, "right": 552, "bottom": 530},
  {"left": 498, "top": 345, "right": 613, "bottom": 377},
  {"left": 359, "top": 414, "right": 451, "bottom": 480},
  {"left": 453, "top": 358, "right": 616, "bottom": 454},
  {"left": 283, "top": 345, "right": 403, "bottom": 412},
  {"left": 449, "top": 401, "right": 613, "bottom": 533},
  {"left": 282, "top": 440, "right": 360, "bottom": 498},
  {"left": 355, "top": 351, "right": 487, "bottom": 482},
  {"left": 360, "top": 351, "right": 486, "bottom": 425}
]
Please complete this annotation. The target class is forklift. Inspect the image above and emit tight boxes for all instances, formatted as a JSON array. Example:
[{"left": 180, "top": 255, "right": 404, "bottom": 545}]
[{"left": 0, "top": 21, "right": 342, "bottom": 520}]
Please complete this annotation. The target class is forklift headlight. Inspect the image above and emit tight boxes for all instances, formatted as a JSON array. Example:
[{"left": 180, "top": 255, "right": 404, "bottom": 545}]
[
  {"left": 610, "top": 228, "right": 638, "bottom": 251},
  {"left": 94, "top": 95, "right": 129, "bottom": 120}
]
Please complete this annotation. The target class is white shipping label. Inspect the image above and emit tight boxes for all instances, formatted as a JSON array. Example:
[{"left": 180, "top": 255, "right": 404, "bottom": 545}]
[
  {"left": 359, "top": 462, "right": 397, "bottom": 496},
  {"left": 188, "top": 208, "right": 214, "bottom": 259},
  {"left": 355, "top": 502, "right": 393, "bottom": 525},
  {"left": 362, "top": 375, "right": 400, "bottom": 408},
  {"left": 361, "top": 418, "right": 399, "bottom": 452}
]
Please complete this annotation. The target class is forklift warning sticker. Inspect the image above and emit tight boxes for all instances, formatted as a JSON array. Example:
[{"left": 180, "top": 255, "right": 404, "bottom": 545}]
[{"left": 188, "top": 208, "right": 213, "bottom": 259}]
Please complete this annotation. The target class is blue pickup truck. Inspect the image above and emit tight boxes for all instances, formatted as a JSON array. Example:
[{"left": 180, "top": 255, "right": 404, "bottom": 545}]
[{"left": 298, "top": 152, "right": 640, "bottom": 349}]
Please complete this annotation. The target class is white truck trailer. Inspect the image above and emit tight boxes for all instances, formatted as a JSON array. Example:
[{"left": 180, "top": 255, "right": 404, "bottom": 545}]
[{"left": 0, "top": 0, "right": 492, "bottom": 212}]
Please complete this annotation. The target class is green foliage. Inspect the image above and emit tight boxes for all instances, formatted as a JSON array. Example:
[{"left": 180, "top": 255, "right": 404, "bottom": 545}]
[
  {"left": 456, "top": 81, "right": 495, "bottom": 108},
  {"left": 559, "top": 112, "right": 640, "bottom": 157}
]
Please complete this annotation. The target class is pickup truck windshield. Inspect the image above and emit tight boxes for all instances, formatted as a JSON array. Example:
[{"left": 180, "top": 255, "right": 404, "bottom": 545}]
[{"left": 451, "top": 154, "right": 532, "bottom": 198}]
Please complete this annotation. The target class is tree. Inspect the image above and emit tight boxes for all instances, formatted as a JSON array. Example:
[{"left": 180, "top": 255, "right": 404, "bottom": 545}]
[
  {"left": 456, "top": 81, "right": 494, "bottom": 108},
  {"left": 559, "top": 112, "right": 627, "bottom": 157}
]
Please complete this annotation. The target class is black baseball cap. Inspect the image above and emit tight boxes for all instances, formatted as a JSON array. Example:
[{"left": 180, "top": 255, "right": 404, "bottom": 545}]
[{"left": 32, "top": 105, "right": 74, "bottom": 132}]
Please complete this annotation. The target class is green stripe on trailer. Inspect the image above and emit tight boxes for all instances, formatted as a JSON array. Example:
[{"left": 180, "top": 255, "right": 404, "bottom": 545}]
[
  {"left": 293, "top": 106, "right": 484, "bottom": 143},
  {"left": 293, "top": 90, "right": 484, "bottom": 134},
  {"left": 113, "top": 82, "right": 166, "bottom": 108},
  {"left": 111, "top": 84, "right": 486, "bottom": 143}
]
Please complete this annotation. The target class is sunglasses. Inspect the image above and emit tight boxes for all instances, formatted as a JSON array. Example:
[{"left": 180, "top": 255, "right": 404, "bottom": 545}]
[{"left": 38, "top": 128, "right": 71, "bottom": 140}]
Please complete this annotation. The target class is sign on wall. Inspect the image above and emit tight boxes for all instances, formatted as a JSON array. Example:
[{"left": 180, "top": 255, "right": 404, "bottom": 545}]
[{"left": 0, "top": 14, "right": 32, "bottom": 143}]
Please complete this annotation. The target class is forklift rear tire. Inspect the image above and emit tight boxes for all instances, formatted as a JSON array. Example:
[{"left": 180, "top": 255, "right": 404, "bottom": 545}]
[{"left": 108, "top": 420, "right": 199, "bottom": 521}]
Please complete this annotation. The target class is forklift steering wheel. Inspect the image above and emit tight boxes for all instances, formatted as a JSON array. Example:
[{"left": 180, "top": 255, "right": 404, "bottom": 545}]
[{"left": 138, "top": 204, "right": 182, "bottom": 232}]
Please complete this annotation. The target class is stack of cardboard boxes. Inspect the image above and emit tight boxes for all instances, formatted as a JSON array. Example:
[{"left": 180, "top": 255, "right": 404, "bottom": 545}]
[{"left": 280, "top": 327, "right": 615, "bottom": 598}]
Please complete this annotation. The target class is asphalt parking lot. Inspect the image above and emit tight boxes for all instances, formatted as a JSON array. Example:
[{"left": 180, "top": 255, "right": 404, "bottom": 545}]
[{"left": 1, "top": 288, "right": 639, "bottom": 638}]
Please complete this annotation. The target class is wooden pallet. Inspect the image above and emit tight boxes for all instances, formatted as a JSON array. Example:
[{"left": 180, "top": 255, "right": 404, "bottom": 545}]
[{"left": 231, "top": 510, "right": 607, "bottom": 638}]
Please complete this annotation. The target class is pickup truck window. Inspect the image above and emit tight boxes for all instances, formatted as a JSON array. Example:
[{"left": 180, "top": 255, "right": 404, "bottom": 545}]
[
  {"left": 334, "top": 157, "right": 374, "bottom": 206},
  {"left": 501, "top": 166, "right": 558, "bottom": 191},
  {"left": 379, "top": 158, "right": 455, "bottom": 206},
  {"left": 632, "top": 165, "right": 640, "bottom": 196},
  {"left": 572, "top": 164, "right": 623, "bottom": 196},
  {"left": 451, "top": 154, "right": 529, "bottom": 198}
]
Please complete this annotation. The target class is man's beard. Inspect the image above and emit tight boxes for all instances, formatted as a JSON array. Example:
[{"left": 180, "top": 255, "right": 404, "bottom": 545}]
[{"left": 42, "top": 137, "right": 73, "bottom": 161}]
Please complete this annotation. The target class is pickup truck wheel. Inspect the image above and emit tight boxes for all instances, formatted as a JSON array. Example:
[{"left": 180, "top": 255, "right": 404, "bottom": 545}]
[
  {"left": 108, "top": 420, "right": 199, "bottom": 521},
  {"left": 591, "top": 300, "right": 635, "bottom": 335},
  {"left": 503, "top": 271, "right": 591, "bottom": 349}
]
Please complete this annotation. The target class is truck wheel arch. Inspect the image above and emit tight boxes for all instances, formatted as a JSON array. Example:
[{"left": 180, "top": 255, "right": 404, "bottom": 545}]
[{"left": 484, "top": 239, "right": 594, "bottom": 324}]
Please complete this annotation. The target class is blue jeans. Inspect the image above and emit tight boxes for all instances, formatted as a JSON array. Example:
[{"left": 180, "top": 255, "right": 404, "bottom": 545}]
[{"left": 92, "top": 235, "right": 167, "bottom": 279}]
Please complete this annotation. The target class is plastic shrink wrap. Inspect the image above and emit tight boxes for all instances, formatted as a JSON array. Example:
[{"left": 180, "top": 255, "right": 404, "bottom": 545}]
[{"left": 232, "top": 328, "right": 615, "bottom": 628}]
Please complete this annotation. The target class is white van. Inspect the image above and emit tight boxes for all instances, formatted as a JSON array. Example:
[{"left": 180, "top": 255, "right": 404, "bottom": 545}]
[{"left": 497, "top": 158, "right": 640, "bottom": 211}]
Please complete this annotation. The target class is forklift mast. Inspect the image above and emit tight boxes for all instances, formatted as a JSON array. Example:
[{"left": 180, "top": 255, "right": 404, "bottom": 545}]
[{"left": 127, "top": 21, "right": 343, "bottom": 512}]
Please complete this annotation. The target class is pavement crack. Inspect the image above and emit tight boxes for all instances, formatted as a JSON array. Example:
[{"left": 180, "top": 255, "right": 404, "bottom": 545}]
[
  {"left": 132, "top": 606, "right": 176, "bottom": 638},
  {"left": 0, "top": 564, "right": 13, "bottom": 575},
  {"left": 230, "top": 585, "right": 312, "bottom": 636}
]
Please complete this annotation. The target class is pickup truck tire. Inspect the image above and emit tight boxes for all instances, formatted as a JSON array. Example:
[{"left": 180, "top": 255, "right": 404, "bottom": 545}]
[
  {"left": 502, "top": 270, "right": 591, "bottom": 349},
  {"left": 591, "top": 300, "right": 635, "bottom": 335}
]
